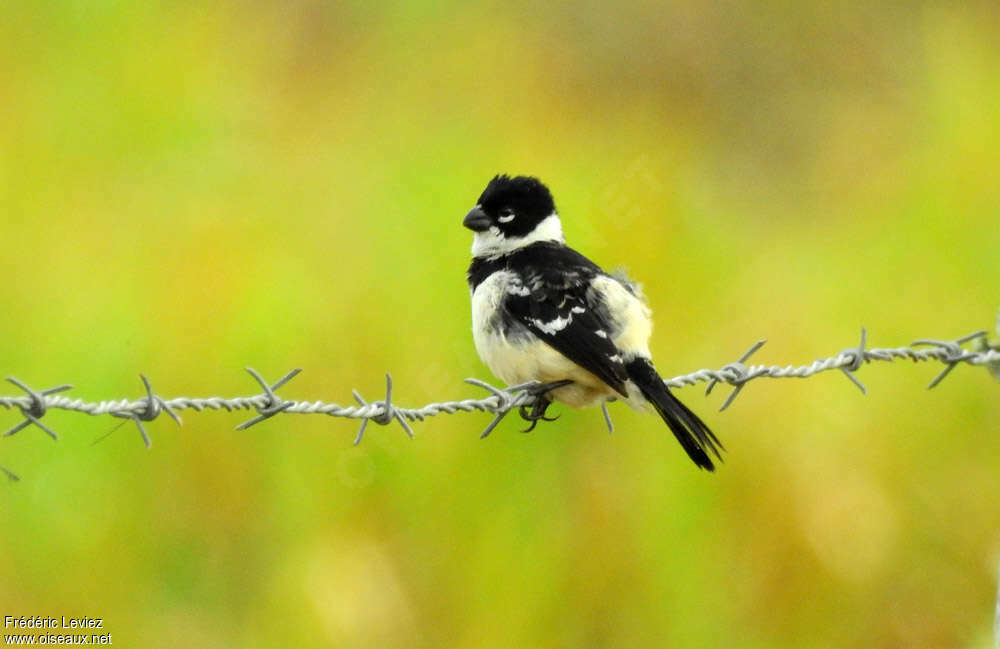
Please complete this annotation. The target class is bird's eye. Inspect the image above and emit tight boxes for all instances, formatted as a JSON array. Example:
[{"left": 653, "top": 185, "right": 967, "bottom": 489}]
[{"left": 497, "top": 208, "right": 516, "bottom": 223}]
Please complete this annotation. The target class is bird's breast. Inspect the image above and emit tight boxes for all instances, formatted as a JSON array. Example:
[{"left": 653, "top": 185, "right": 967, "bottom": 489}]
[{"left": 470, "top": 271, "right": 529, "bottom": 374}]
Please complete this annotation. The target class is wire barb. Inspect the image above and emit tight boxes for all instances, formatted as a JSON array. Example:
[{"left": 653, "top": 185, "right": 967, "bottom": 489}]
[
  {"left": 351, "top": 374, "right": 415, "bottom": 441},
  {"left": 463, "top": 379, "right": 566, "bottom": 439},
  {"left": 837, "top": 328, "right": 869, "bottom": 394},
  {"left": 111, "top": 374, "right": 182, "bottom": 448},
  {"left": 706, "top": 339, "right": 767, "bottom": 411},
  {"left": 3, "top": 377, "right": 72, "bottom": 441},
  {"left": 911, "top": 331, "right": 987, "bottom": 389},
  {"left": 235, "top": 367, "right": 301, "bottom": 430},
  {"left": 464, "top": 378, "right": 516, "bottom": 438}
]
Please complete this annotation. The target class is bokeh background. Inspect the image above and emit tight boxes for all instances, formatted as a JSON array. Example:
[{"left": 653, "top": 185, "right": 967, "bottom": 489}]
[{"left": 2, "top": 1, "right": 998, "bottom": 647}]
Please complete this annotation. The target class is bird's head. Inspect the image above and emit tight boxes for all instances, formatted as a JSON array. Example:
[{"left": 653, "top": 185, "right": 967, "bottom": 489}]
[{"left": 464, "top": 175, "right": 564, "bottom": 259}]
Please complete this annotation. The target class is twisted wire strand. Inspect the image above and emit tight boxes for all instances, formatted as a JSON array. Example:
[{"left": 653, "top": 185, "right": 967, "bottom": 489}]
[{"left": 2, "top": 329, "right": 999, "bottom": 475}]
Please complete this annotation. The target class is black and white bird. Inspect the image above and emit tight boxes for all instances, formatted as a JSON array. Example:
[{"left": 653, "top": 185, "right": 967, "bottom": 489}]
[{"left": 464, "top": 174, "right": 723, "bottom": 470}]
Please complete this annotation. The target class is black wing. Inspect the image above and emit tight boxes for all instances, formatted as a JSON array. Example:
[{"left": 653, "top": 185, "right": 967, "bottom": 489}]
[{"left": 503, "top": 244, "right": 630, "bottom": 397}]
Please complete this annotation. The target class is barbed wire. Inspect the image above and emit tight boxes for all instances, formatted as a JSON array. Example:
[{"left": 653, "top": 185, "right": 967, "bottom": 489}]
[{"left": 2, "top": 327, "right": 999, "bottom": 481}]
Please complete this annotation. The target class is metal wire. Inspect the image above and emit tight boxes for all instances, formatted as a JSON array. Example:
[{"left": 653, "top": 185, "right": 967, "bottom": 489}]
[{"left": 2, "top": 327, "right": 999, "bottom": 481}]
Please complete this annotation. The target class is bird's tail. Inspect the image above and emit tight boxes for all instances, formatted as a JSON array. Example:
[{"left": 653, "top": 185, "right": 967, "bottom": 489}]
[{"left": 625, "top": 357, "right": 724, "bottom": 471}]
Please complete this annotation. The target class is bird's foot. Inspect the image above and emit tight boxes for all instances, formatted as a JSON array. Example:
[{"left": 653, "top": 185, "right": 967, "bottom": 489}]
[
  {"left": 518, "top": 398, "right": 558, "bottom": 432},
  {"left": 517, "top": 380, "right": 572, "bottom": 432}
]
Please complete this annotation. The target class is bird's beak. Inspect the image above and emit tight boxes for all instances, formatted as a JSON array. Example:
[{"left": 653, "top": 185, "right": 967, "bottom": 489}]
[{"left": 463, "top": 205, "right": 492, "bottom": 232}]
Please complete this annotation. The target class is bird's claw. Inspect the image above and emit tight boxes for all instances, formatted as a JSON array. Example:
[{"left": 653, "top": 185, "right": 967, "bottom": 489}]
[
  {"left": 518, "top": 400, "right": 560, "bottom": 432},
  {"left": 516, "top": 380, "right": 572, "bottom": 432}
]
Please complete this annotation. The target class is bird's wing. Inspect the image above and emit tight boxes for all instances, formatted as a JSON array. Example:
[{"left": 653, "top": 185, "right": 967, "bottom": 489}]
[{"left": 503, "top": 251, "right": 630, "bottom": 397}]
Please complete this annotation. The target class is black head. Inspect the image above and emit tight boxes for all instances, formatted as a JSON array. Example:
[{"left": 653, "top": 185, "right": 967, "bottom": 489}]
[{"left": 463, "top": 175, "right": 557, "bottom": 238}]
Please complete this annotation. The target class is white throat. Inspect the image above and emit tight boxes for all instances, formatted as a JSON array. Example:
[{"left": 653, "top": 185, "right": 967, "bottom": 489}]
[{"left": 471, "top": 213, "right": 564, "bottom": 259}]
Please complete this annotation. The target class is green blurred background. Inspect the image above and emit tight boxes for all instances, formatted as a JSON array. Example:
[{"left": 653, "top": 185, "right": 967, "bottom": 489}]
[{"left": 1, "top": 1, "right": 998, "bottom": 647}]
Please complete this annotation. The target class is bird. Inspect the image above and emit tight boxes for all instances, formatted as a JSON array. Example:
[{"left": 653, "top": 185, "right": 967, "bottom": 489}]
[{"left": 464, "top": 174, "right": 723, "bottom": 470}]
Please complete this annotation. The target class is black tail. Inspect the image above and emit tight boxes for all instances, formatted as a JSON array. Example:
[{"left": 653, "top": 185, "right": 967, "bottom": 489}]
[{"left": 625, "top": 358, "right": 724, "bottom": 471}]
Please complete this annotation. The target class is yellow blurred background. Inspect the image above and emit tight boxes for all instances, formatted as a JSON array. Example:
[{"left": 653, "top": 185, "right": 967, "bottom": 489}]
[{"left": 1, "top": 1, "right": 998, "bottom": 647}]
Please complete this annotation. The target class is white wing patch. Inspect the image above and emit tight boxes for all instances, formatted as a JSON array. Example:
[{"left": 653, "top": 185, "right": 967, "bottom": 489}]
[{"left": 530, "top": 315, "right": 572, "bottom": 335}]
